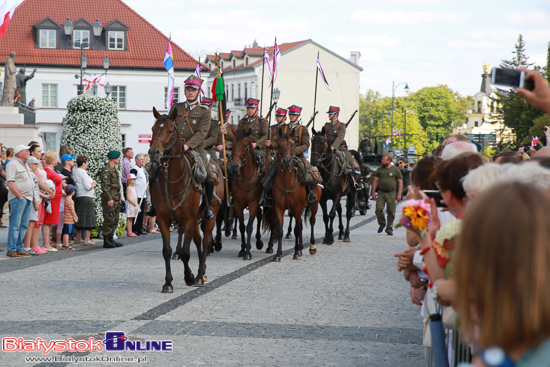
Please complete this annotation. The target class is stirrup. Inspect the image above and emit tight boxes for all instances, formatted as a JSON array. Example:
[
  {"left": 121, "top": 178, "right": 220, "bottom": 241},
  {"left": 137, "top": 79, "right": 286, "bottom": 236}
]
[
  {"left": 205, "top": 206, "right": 215, "bottom": 220},
  {"left": 354, "top": 182, "right": 363, "bottom": 190},
  {"left": 307, "top": 192, "right": 317, "bottom": 204}
]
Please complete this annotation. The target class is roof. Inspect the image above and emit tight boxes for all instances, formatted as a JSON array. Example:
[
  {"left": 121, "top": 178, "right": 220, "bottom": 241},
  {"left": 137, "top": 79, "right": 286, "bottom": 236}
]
[{"left": 0, "top": 0, "right": 198, "bottom": 70}]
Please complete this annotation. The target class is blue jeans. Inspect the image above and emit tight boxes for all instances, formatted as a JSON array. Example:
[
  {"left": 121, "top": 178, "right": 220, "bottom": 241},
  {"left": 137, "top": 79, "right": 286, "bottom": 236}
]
[{"left": 7, "top": 198, "right": 33, "bottom": 253}]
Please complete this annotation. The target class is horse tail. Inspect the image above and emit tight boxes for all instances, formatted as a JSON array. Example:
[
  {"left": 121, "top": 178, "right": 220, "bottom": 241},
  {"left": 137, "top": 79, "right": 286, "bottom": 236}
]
[
  {"left": 262, "top": 205, "right": 275, "bottom": 234},
  {"left": 303, "top": 204, "right": 311, "bottom": 227}
]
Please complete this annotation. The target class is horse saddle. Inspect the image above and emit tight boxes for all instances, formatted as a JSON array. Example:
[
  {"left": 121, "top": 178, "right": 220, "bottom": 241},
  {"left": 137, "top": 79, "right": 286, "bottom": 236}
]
[
  {"left": 311, "top": 166, "right": 323, "bottom": 185},
  {"left": 209, "top": 160, "right": 221, "bottom": 186}
]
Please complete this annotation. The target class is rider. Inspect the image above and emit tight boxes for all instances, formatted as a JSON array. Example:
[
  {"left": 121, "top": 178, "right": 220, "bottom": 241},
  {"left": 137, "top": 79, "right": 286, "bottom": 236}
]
[
  {"left": 262, "top": 107, "right": 287, "bottom": 208},
  {"left": 168, "top": 75, "right": 215, "bottom": 220},
  {"left": 323, "top": 106, "right": 360, "bottom": 189},
  {"left": 199, "top": 97, "right": 220, "bottom": 166}
]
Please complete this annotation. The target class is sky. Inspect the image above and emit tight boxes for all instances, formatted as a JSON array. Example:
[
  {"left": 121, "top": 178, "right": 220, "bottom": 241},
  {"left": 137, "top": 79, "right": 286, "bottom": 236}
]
[{"left": 123, "top": 0, "right": 550, "bottom": 99}]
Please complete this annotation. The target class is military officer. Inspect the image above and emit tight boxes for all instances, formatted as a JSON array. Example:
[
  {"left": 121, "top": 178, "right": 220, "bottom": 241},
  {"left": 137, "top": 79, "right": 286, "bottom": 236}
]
[
  {"left": 265, "top": 107, "right": 289, "bottom": 153},
  {"left": 324, "top": 106, "right": 356, "bottom": 184},
  {"left": 199, "top": 97, "right": 220, "bottom": 165},
  {"left": 101, "top": 150, "right": 124, "bottom": 248},
  {"left": 168, "top": 75, "right": 215, "bottom": 220},
  {"left": 359, "top": 134, "right": 373, "bottom": 158},
  {"left": 222, "top": 98, "right": 268, "bottom": 153}
]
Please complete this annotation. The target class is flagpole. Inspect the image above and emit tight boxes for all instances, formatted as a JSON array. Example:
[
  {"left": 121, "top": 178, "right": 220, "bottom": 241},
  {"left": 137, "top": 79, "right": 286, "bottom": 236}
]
[
  {"left": 312, "top": 51, "right": 320, "bottom": 131},
  {"left": 260, "top": 47, "right": 265, "bottom": 117},
  {"left": 268, "top": 38, "right": 276, "bottom": 131}
]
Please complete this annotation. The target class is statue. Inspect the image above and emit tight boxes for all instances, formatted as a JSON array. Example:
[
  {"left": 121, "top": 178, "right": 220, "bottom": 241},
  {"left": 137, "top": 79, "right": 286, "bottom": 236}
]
[
  {"left": 16, "top": 67, "right": 36, "bottom": 105},
  {"left": 483, "top": 61, "right": 492, "bottom": 75},
  {"left": 1, "top": 52, "right": 17, "bottom": 107}
]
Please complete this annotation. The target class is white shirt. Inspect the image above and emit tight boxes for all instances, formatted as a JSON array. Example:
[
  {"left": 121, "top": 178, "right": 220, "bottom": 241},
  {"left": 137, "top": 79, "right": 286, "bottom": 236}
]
[
  {"left": 132, "top": 164, "right": 147, "bottom": 199},
  {"left": 72, "top": 167, "right": 95, "bottom": 198}
]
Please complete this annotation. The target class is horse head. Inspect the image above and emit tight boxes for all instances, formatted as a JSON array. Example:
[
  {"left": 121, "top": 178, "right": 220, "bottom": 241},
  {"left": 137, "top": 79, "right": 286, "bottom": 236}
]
[
  {"left": 231, "top": 129, "right": 253, "bottom": 176},
  {"left": 310, "top": 127, "right": 328, "bottom": 167},
  {"left": 149, "top": 107, "right": 180, "bottom": 162},
  {"left": 277, "top": 128, "right": 296, "bottom": 170}
]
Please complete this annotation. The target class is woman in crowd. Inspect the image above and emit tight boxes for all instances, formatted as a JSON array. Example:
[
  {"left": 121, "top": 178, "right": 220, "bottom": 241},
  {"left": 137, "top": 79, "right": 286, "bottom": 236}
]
[
  {"left": 42, "top": 151, "right": 63, "bottom": 251},
  {"left": 72, "top": 156, "right": 97, "bottom": 245},
  {"left": 456, "top": 182, "right": 550, "bottom": 366},
  {"left": 142, "top": 154, "right": 158, "bottom": 234},
  {"left": 5, "top": 147, "right": 14, "bottom": 165}
]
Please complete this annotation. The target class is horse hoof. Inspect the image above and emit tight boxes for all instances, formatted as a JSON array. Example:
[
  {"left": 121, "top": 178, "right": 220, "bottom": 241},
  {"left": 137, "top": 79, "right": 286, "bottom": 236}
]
[
  {"left": 215, "top": 243, "right": 223, "bottom": 252},
  {"left": 266, "top": 247, "right": 273, "bottom": 254},
  {"left": 225, "top": 231, "right": 231, "bottom": 237},
  {"left": 309, "top": 247, "right": 317, "bottom": 255},
  {"left": 171, "top": 253, "right": 180, "bottom": 260},
  {"left": 243, "top": 253, "right": 252, "bottom": 261},
  {"left": 343, "top": 237, "right": 351, "bottom": 243},
  {"left": 238, "top": 250, "right": 245, "bottom": 257},
  {"left": 194, "top": 278, "right": 204, "bottom": 287},
  {"left": 285, "top": 233, "right": 292, "bottom": 239},
  {"left": 232, "top": 234, "right": 238, "bottom": 240},
  {"left": 298, "top": 250, "right": 303, "bottom": 256},
  {"left": 272, "top": 255, "right": 281, "bottom": 262},
  {"left": 326, "top": 240, "right": 334, "bottom": 245},
  {"left": 256, "top": 240, "right": 264, "bottom": 250},
  {"left": 185, "top": 275, "right": 195, "bottom": 286},
  {"left": 292, "top": 255, "right": 300, "bottom": 260},
  {"left": 203, "top": 275, "right": 207, "bottom": 282},
  {"left": 162, "top": 285, "right": 173, "bottom": 293},
  {"left": 338, "top": 235, "right": 344, "bottom": 240}
]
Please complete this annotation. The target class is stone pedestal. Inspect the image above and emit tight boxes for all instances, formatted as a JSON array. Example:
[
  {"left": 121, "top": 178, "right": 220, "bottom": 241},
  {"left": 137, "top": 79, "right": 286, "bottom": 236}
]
[
  {"left": 0, "top": 106, "right": 24, "bottom": 124},
  {"left": 0, "top": 106, "right": 40, "bottom": 147}
]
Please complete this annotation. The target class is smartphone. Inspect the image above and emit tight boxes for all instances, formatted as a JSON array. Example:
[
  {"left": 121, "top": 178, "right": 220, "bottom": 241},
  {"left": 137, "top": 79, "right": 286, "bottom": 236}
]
[
  {"left": 422, "top": 190, "right": 447, "bottom": 208},
  {"left": 491, "top": 67, "right": 535, "bottom": 91}
]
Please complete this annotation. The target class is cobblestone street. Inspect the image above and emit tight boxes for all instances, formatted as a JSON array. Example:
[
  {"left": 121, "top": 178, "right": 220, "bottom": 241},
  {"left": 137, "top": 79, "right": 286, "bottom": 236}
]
[{"left": 0, "top": 206, "right": 425, "bottom": 366}]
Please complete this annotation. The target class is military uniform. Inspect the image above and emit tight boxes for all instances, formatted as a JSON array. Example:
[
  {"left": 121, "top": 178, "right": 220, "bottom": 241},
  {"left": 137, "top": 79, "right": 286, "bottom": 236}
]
[
  {"left": 226, "top": 115, "right": 268, "bottom": 152},
  {"left": 323, "top": 119, "right": 354, "bottom": 167},
  {"left": 204, "top": 117, "right": 220, "bottom": 165},
  {"left": 359, "top": 137, "right": 373, "bottom": 158},
  {"left": 101, "top": 156, "right": 122, "bottom": 245}
]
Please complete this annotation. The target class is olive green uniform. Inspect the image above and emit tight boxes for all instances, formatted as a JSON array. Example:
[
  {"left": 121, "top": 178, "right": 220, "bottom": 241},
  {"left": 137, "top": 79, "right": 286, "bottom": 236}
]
[
  {"left": 168, "top": 101, "right": 213, "bottom": 182},
  {"left": 227, "top": 115, "right": 269, "bottom": 153},
  {"left": 204, "top": 118, "right": 220, "bottom": 165},
  {"left": 324, "top": 120, "right": 353, "bottom": 167},
  {"left": 374, "top": 165, "right": 402, "bottom": 233},
  {"left": 101, "top": 163, "right": 121, "bottom": 238},
  {"left": 359, "top": 138, "right": 373, "bottom": 157}
]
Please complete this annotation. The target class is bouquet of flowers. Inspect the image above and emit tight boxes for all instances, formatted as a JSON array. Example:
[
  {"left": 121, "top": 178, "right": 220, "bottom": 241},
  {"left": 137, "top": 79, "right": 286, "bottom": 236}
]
[
  {"left": 395, "top": 199, "right": 432, "bottom": 238},
  {"left": 432, "top": 219, "right": 462, "bottom": 278}
]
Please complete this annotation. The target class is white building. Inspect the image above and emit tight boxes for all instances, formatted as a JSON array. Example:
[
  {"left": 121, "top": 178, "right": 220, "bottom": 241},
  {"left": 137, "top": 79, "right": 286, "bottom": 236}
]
[
  {"left": 0, "top": 0, "right": 199, "bottom": 153},
  {"left": 204, "top": 40, "right": 363, "bottom": 150}
]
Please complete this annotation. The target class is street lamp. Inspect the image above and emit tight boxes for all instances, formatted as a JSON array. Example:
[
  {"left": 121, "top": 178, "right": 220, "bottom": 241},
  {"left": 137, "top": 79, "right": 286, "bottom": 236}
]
[
  {"left": 390, "top": 81, "right": 409, "bottom": 151},
  {"left": 273, "top": 88, "right": 281, "bottom": 103},
  {"left": 404, "top": 109, "right": 413, "bottom": 159}
]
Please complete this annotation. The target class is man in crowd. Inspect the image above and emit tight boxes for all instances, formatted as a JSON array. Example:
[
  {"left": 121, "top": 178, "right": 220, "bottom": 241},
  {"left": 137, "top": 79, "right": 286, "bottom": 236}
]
[
  {"left": 5, "top": 145, "right": 34, "bottom": 257},
  {"left": 131, "top": 153, "right": 148, "bottom": 235},
  {"left": 359, "top": 134, "right": 373, "bottom": 157},
  {"left": 121, "top": 147, "right": 134, "bottom": 199},
  {"left": 372, "top": 153, "right": 403, "bottom": 236},
  {"left": 168, "top": 75, "right": 215, "bottom": 220},
  {"left": 200, "top": 97, "right": 220, "bottom": 165},
  {"left": 101, "top": 150, "right": 123, "bottom": 248}
]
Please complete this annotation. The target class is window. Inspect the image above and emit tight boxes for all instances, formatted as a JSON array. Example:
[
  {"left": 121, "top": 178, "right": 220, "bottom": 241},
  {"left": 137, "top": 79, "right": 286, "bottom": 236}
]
[
  {"left": 42, "top": 84, "right": 57, "bottom": 107},
  {"left": 39, "top": 29, "right": 56, "bottom": 48},
  {"left": 245, "top": 57, "right": 249, "bottom": 66},
  {"left": 475, "top": 121, "right": 479, "bottom": 127},
  {"left": 0, "top": 82, "right": 2, "bottom": 100},
  {"left": 231, "top": 116, "right": 234, "bottom": 124},
  {"left": 164, "top": 87, "right": 180, "bottom": 109},
  {"left": 231, "top": 84, "right": 234, "bottom": 101},
  {"left": 232, "top": 59, "right": 235, "bottom": 68},
  {"left": 44, "top": 132, "right": 57, "bottom": 152},
  {"left": 73, "top": 30, "right": 89, "bottom": 49},
  {"left": 238, "top": 84, "right": 241, "bottom": 99},
  {"left": 108, "top": 31, "right": 124, "bottom": 50},
  {"left": 245, "top": 83, "right": 248, "bottom": 100},
  {"left": 111, "top": 86, "right": 126, "bottom": 108},
  {"left": 121, "top": 134, "right": 126, "bottom": 148}
]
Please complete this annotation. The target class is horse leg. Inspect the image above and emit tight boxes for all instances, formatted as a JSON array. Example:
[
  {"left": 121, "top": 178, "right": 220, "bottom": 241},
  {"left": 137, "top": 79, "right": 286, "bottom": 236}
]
[
  {"left": 243, "top": 207, "right": 256, "bottom": 261},
  {"left": 213, "top": 209, "right": 224, "bottom": 252},
  {"left": 232, "top": 213, "right": 238, "bottom": 240},
  {"left": 337, "top": 202, "right": 344, "bottom": 240},
  {"left": 236, "top": 211, "right": 246, "bottom": 257},
  {"left": 160, "top": 221, "right": 174, "bottom": 293},
  {"left": 171, "top": 226, "right": 184, "bottom": 260},
  {"left": 320, "top": 199, "right": 330, "bottom": 245},
  {"left": 272, "top": 209, "right": 284, "bottom": 262},
  {"left": 180, "top": 220, "right": 196, "bottom": 286},
  {"left": 195, "top": 220, "right": 211, "bottom": 286},
  {"left": 266, "top": 231, "right": 274, "bottom": 253},
  {"left": 309, "top": 199, "right": 318, "bottom": 255},
  {"left": 293, "top": 214, "right": 303, "bottom": 260},
  {"left": 344, "top": 192, "right": 354, "bottom": 242},
  {"left": 285, "top": 213, "right": 293, "bottom": 239},
  {"left": 326, "top": 198, "right": 339, "bottom": 245},
  {"left": 255, "top": 209, "right": 264, "bottom": 250}
]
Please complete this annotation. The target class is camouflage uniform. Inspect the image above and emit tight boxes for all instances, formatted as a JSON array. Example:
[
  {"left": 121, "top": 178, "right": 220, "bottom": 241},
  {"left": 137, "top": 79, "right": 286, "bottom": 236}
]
[{"left": 101, "top": 163, "right": 121, "bottom": 239}]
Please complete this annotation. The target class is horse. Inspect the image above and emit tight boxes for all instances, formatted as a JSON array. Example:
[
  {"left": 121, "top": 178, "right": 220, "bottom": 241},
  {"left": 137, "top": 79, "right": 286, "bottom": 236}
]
[
  {"left": 263, "top": 129, "right": 320, "bottom": 261},
  {"left": 149, "top": 107, "right": 213, "bottom": 292},
  {"left": 230, "top": 129, "right": 265, "bottom": 260},
  {"left": 310, "top": 127, "right": 356, "bottom": 244}
]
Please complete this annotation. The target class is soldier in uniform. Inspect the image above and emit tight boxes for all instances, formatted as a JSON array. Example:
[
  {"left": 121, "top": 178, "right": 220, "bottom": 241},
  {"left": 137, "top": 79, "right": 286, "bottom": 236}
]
[
  {"left": 323, "top": 106, "right": 359, "bottom": 188},
  {"left": 358, "top": 134, "right": 373, "bottom": 160},
  {"left": 199, "top": 97, "right": 220, "bottom": 166},
  {"left": 101, "top": 150, "right": 124, "bottom": 248},
  {"left": 168, "top": 75, "right": 215, "bottom": 220}
]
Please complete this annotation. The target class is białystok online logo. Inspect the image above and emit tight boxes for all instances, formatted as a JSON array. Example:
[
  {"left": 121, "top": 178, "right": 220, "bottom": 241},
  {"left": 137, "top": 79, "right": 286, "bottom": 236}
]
[{"left": 2, "top": 331, "right": 173, "bottom": 354}]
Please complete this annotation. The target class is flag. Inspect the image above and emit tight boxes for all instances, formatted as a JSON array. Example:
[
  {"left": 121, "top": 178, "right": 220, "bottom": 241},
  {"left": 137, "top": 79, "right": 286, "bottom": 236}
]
[
  {"left": 316, "top": 55, "right": 331, "bottom": 91},
  {"left": 385, "top": 139, "right": 391, "bottom": 146},
  {"left": 269, "top": 42, "right": 281, "bottom": 86},
  {"left": 392, "top": 129, "right": 401, "bottom": 136},
  {"left": 532, "top": 136, "right": 541, "bottom": 147},
  {"left": 163, "top": 39, "right": 175, "bottom": 109},
  {"left": 263, "top": 48, "right": 272, "bottom": 83},
  {"left": 0, "top": 0, "right": 23, "bottom": 41},
  {"left": 215, "top": 76, "right": 224, "bottom": 101},
  {"left": 83, "top": 74, "right": 106, "bottom": 91},
  {"left": 194, "top": 62, "right": 201, "bottom": 78}
]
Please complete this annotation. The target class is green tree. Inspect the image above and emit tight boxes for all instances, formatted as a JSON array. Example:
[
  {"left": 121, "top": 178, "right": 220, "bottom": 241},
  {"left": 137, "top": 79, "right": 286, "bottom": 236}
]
[
  {"left": 60, "top": 95, "right": 125, "bottom": 238},
  {"left": 529, "top": 114, "right": 550, "bottom": 147},
  {"left": 358, "top": 90, "right": 383, "bottom": 138}
]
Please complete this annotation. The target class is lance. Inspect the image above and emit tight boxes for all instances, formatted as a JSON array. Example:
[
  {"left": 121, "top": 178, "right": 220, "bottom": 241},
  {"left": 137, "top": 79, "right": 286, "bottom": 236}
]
[
  {"left": 266, "top": 37, "right": 277, "bottom": 172},
  {"left": 312, "top": 51, "right": 320, "bottom": 131},
  {"left": 260, "top": 46, "right": 266, "bottom": 117},
  {"left": 215, "top": 54, "right": 230, "bottom": 207}
]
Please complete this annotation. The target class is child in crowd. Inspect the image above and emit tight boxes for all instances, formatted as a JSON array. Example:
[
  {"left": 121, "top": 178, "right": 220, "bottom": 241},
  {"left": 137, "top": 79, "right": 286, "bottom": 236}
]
[
  {"left": 125, "top": 174, "right": 139, "bottom": 237},
  {"left": 62, "top": 185, "right": 78, "bottom": 250},
  {"left": 42, "top": 179, "right": 56, "bottom": 214}
]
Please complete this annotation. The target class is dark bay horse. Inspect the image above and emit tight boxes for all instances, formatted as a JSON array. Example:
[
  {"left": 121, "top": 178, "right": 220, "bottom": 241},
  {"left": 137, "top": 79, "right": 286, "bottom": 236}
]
[
  {"left": 263, "top": 130, "right": 319, "bottom": 261},
  {"left": 230, "top": 129, "right": 264, "bottom": 260},
  {"left": 149, "top": 107, "right": 209, "bottom": 292},
  {"left": 310, "top": 127, "right": 356, "bottom": 244}
]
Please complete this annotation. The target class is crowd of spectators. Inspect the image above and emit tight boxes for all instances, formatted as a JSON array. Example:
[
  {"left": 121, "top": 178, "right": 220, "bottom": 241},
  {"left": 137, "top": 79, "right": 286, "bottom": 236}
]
[
  {"left": 395, "top": 69, "right": 550, "bottom": 366},
  {"left": 0, "top": 143, "right": 158, "bottom": 256}
]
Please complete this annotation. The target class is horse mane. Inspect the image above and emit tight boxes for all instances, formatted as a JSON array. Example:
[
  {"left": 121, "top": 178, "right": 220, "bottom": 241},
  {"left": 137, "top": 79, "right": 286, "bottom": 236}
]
[{"left": 235, "top": 129, "right": 249, "bottom": 142}]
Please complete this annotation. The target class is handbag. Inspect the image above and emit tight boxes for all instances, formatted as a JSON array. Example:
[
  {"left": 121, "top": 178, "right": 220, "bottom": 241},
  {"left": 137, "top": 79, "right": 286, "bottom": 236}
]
[{"left": 119, "top": 201, "right": 126, "bottom": 213}]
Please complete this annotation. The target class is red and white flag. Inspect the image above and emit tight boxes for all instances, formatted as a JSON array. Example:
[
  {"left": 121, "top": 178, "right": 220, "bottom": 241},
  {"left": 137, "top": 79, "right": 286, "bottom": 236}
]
[
  {"left": 393, "top": 129, "right": 401, "bottom": 136},
  {"left": 0, "top": 0, "right": 23, "bottom": 41},
  {"left": 316, "top": 55, "right": 331, "bottom": 91},
  {"left": 531, "top": 136, "right": 541, "bottom": 147},
  {"left": 263, "top": 48, "right": 272, "bottom": 83},
  {"left": 270, "top": 42, "right": 280, "bottom": 86},
  {"left": 83, "top": 74, "right": 106, "bottom": 91}
]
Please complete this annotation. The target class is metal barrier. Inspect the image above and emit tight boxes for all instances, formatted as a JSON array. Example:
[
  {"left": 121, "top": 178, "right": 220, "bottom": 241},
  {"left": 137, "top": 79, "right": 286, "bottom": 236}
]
[
  {"left": 424, "top": 305, "right": 472, "bottom": 367},
  {"left": 16, "top": 102, "right": 36, "bottom": 125}
]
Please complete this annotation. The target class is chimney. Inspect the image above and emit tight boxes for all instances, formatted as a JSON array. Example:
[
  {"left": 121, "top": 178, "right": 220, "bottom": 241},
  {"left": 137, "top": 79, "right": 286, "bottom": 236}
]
[
  {"left": 252, "top": 39, "right": 259, "bottom": 48},
  {"left": 349, "top": 51, "right": 361, "bottom": 65}
]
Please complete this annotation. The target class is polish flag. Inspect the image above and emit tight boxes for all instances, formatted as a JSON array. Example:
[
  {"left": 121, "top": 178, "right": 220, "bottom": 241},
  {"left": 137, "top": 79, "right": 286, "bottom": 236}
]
[{"left": 0, "top": 0, "right": 23, "bottom": 41}]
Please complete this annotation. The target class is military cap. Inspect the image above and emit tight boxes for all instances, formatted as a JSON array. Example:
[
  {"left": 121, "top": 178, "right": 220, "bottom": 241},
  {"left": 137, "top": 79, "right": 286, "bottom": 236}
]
[
  {"left": 275, "top": 108, "right": 288, "bottom": 116},
  {"left": 288, "top": 105, "right": 302, "bottom": 115},
  {"left": 327, "top": 106, "right": 340, "bottom": 114},
  {"left": 245, "top": 98, "right": 260, "bottom": 107},
  {"left": 185, "top": 75, "right": 204, "bottom": 89},
  {"left": 107, "top": 150, "right": 121, "bottom": 159}
]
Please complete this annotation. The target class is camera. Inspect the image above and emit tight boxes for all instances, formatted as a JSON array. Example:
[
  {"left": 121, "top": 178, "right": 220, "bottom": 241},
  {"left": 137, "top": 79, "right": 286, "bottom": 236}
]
[
  {"left": 491, "top": 67, "right": 534, "bottom": 91},
  {"left": 422, "top": 190, "right": 447, "bottom": 208}
]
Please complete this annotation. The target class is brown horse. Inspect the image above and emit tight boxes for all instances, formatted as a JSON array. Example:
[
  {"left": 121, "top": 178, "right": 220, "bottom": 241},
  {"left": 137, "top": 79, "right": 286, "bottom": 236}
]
[
  {"left": 149, "top": 107, "right": 211, "bottom": 292},
  {"left": 263, "top": 129, "right": 320, "bottom": 262},
  {"left": 230, "top": 129, "right": 264, "bottom": 260},
  {"left": 310, "top": 127, "right": 356, "bottom": 244}
]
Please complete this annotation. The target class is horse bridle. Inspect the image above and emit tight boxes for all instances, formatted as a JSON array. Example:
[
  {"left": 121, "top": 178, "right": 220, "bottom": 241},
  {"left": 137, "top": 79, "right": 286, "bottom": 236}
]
[
  {"left": 152, "top": 117, "right": 179, "bottom": 161},
  {"left": 231, "top": 139, "right": 253, "bottom": 173}
]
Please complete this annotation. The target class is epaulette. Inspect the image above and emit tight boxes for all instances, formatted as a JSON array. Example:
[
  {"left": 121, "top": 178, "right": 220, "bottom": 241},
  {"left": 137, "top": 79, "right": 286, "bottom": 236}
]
[{"left": 200, "top": 105, "right": 209, "bottom": 109}]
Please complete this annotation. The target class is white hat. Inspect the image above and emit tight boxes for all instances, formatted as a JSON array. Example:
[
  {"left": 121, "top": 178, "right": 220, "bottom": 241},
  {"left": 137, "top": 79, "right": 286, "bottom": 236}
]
[
  {"left": 127, "top": 173, "right": 137, "bottom": 180},
  {"left": 14, "top": 144, "right": 31, "bottom": 155},
  {"left": 27, "top": 156, "right": 41, "bottom": 164}
]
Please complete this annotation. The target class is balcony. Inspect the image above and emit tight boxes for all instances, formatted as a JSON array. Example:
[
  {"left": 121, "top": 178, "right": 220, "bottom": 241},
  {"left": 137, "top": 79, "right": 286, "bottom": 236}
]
[{"left": 15, "top": 102, "right": 36, "bottom": 125}]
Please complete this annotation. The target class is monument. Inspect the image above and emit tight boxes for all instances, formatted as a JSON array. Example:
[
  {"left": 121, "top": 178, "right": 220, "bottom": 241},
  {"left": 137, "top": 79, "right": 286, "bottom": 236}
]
[
  {"left": 1, "top": 52, "right": 17, "bottom": 106},
  {"left": 16, "top": 67, "right": 37, "bottom": 105}
]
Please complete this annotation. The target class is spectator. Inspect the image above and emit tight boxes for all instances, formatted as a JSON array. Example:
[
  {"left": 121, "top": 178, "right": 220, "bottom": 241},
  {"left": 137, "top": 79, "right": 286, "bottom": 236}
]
[
  {"left": 0, "top": 153, "right": 8, "bottom": 228},
  {"left": 5, "top": 144, "right": 34, "bottom": 258},
  {"left": 121, "top": 147, "right": 133, "bottom": 199},
  {"left": 42, "top": 151, "right": 63, "bottom": 251},
  {"left": 28, "top": 98, "right": 39, "bottom": 110},
  {"left": 494, "top": 150, "right": 525, "bottom": 164},
  {"left": 5, "top": 147, "right": 14, "bottom": 165},
  {"left": 61, "top": 185, "right": 77, "bottom": 251},
  {"left": 131, "top": 153, "right": 148, "bottom": 236},
  {"left": 72, "top": 156, "right": 97, "bottom": 245},
  {"left": 60, "top": 154, "right": 76, "bottom": 185},
  {"left": 28, "top": 147, "right": 54, "bottom": 252},
  {"left": 440, "top": 141, "right": 478, "bottom": 160},
  {"left": 55, "top": 146, "right": 71, "bottom": 172},
  {"left": 125, "top": 173, "right": 138, "bottom": 237},
  {"left": 372, "top": 153, "right": 403, "bottom": 236},
  {"left": 143, "top": 154, "right": 158, "bottom": 234},
  {"left": 455, "top": 182, "right": 550, "bottom": 366},
  {"left": 22, "top": 156, "right": 50, "bottom": 255}
]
